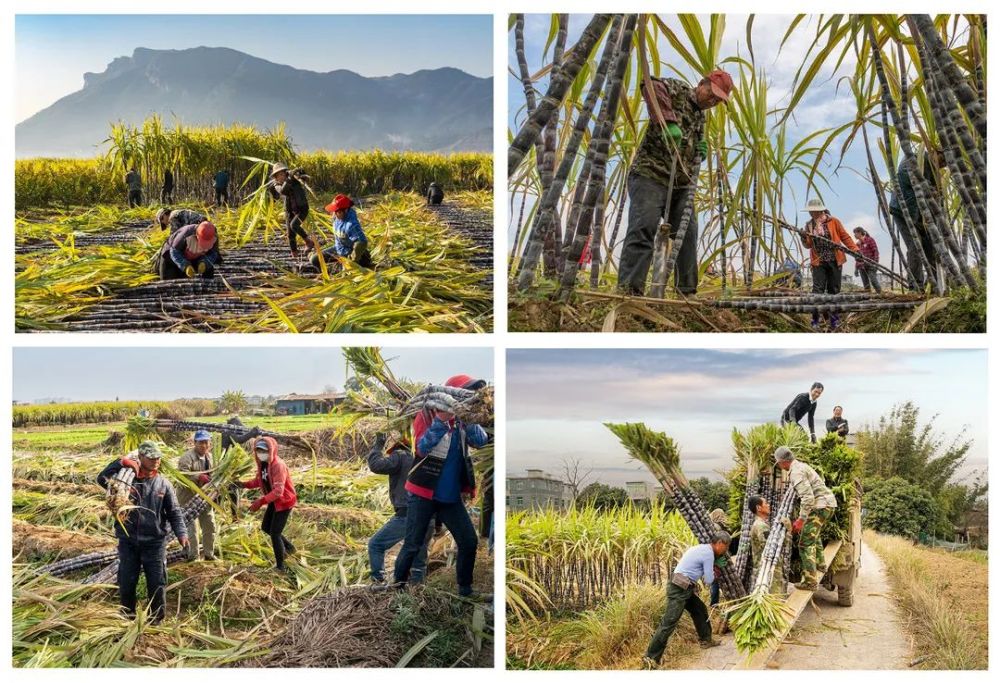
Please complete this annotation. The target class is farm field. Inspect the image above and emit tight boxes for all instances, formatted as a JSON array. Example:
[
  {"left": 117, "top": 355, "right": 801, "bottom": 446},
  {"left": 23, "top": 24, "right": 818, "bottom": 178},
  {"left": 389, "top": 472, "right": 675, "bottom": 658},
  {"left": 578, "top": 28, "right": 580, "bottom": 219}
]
[{"left": 15, "top": 121, "right": 494, "bottom": 333}]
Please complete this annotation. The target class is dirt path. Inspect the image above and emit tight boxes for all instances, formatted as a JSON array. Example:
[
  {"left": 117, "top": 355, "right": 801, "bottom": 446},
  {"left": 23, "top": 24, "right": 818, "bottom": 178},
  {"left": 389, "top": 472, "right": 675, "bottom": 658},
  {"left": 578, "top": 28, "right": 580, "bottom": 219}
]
[{"left": 680, "top": 542, "right": 912, "bottom": 670}]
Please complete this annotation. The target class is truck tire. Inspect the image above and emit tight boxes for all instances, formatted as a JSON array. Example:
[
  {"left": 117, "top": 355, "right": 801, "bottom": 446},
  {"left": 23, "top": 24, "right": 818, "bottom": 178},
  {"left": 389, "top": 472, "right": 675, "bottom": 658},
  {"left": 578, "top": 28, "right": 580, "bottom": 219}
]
[{"left": 837, "top": 584, "right": 854, "bottom": 606}]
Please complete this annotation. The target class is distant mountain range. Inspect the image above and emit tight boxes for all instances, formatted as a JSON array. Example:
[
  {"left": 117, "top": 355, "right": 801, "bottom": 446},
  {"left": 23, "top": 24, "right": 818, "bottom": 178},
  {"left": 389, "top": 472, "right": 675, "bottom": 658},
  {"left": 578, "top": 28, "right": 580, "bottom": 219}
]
[{"left": 16, "top": 46, "right": 493, "bottom": 157}]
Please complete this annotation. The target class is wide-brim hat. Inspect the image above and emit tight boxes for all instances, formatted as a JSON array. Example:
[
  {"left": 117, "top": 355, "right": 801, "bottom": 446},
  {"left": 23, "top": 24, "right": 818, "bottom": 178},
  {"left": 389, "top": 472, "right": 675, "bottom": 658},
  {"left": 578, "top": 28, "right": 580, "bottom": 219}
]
[
  {"left": 802, "top": 198, "right": 827, "bottom": 212},
  {"left": 270, "top": 162, "right": 290, "bottom": 177}
]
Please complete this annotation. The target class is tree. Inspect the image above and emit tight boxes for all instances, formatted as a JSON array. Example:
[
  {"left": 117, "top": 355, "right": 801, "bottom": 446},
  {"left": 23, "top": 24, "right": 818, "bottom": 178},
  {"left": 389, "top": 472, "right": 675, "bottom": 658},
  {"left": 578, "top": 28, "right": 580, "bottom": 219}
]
[
  {"left": 561, "top": 456, "right": 594, "bottom": 503},
  {"left": 688, "top": 477, "right": 731, "bottom": 514},
  {"left": 218, "top": 389, "right": 249, "bottom": 415},
  {"left": 863, "top": 476, "right": 942, "bottom": 538},
  {"left": 577, "top": 482, "right": 629, "bottom": 511}
]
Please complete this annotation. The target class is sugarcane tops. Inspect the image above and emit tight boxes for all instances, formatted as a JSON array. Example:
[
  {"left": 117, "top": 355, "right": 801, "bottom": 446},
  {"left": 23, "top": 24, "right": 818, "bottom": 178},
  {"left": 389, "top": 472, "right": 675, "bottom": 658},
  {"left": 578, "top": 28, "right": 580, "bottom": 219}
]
[{"left": 631, "top": 77, "right": 705, "bottom": 188}]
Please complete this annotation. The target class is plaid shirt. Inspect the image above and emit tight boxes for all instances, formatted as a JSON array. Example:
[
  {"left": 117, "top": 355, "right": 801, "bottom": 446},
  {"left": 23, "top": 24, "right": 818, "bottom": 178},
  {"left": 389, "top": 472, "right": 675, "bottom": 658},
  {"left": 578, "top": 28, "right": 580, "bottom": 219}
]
[{"left": 855, "top": 235, "right": 879, "bottom": 269}]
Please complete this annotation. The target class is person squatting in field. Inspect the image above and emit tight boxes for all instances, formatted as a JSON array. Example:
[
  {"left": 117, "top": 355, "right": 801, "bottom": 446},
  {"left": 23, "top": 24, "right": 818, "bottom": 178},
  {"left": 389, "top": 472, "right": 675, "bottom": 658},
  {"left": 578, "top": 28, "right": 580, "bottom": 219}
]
[
  {"left": 96, "top": 440, "right": 188, "bottom": 624},
  {"left": 154, "top": 207, "right": 207, "bottom": 234},
  {"left": 268, "top": 163, "right": 316, "bottom": 257},
  {"left": 240, "top": 438, "right": 298, "bottom": 572},
  {"left": 780, "top": 381, "right": 824, "bottom": 443},
  {"left": 156, "top": 221, "right": 221, "bottom": 280},
  {"left": 366, "top": 432, "right": 434, "bottom": 585},
  {"left": 616, "top": 69, "right": 734, "bottom": 297},
  {"left": 176, "top": 430, "right": 217, "bottom": 561},
  {"left": 800, "top": 198, "right": 859, "bottom": 331},
  {"left": 642, "top": 532, "right": 728, "bottom": 668},
  {"left": 427, "top": 182, "right": 444, "bottom": 205},
  {"left": 774, "top": 446, "right": 838, "bottom": 591},
  {"left": 393, "top": 374, "right": 490, "bottom": 598},
  {"left": 308, "top": 194, "right": 372, "bottom": 272}
]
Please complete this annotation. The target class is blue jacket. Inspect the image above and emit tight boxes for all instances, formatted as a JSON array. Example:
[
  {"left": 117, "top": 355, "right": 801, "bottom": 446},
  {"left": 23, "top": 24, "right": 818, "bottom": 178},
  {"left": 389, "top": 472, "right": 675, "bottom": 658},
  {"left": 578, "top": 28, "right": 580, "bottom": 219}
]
[
  {"left": 331, "top": 207, "right": 367, "bottom": 257},
  {"left": 408, "top": 418, "right": 488, "bottom": 502}
]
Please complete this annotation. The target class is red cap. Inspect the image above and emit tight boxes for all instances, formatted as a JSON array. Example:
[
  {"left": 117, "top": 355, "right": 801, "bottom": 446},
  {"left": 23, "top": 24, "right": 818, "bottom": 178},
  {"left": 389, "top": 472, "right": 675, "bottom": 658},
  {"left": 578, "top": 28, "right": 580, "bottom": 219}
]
[
  {"left": 704, "top": 69, "right": 734, "bottom": 102},
  {"left": 195, "top": 221, "right": 217, "bottom": 249},
  {"left": 445, "top": 374, "right": 486, "bottom": 390},
  {"left": 325, "top": 194, "right": 353, "bottom": 213}
]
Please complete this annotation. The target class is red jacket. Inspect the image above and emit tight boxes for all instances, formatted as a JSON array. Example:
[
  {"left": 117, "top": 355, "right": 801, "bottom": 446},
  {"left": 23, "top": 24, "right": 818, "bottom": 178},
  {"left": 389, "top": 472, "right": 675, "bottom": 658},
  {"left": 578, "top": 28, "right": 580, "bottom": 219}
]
[
  {"left": 242, "top": 437, "right": 297, "bottom": 511},
  {"left": 802, "top": 216, "right": 858, "bottom": 267}
]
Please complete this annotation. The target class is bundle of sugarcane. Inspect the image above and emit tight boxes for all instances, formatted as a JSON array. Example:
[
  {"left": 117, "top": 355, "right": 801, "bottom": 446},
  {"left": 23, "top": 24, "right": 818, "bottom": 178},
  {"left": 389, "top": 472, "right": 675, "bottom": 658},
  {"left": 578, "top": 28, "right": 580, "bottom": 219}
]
[
  {"left": 400, "top": 383, "right": 495, "bottom": 428},
  {"left": 342, "top": 347, "right": 410, "bottom": 402},
  {"left": 731, "top": 478, "right": 760, "bottom": 588},
  {"left": 726, "top": 485, "right": 797, "bottom": 654},
  {"left": 604, "top": 422, "right": 746, "bottom": 600},
  {"left": 154, "top": 418, "right": 303, "bottom": 448},
  {"left": 105, "top": 466, "right": 137, "bottom": 530},
  {"left": 710, "top": 299, "right": 920, "bottom": 313},
  {"left": 37, "top": 548, "right": 121, "bottom": 578},
  {"left": 732, "top": 292, "right": 917, "bottom": 303}
]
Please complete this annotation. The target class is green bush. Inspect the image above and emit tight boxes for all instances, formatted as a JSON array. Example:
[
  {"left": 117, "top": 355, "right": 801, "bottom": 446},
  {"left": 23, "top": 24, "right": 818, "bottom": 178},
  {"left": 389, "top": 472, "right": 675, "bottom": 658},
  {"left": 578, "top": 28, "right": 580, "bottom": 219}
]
[{"left": 863, "top": 476, "right": 941, "bottom": 538}]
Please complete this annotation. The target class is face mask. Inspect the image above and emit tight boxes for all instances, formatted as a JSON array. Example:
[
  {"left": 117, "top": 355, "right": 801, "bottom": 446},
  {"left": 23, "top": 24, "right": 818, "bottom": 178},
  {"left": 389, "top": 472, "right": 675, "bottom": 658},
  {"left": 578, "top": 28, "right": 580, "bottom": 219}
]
[{"left": 256, "top": 452, "right": 270, "bottom": 463}]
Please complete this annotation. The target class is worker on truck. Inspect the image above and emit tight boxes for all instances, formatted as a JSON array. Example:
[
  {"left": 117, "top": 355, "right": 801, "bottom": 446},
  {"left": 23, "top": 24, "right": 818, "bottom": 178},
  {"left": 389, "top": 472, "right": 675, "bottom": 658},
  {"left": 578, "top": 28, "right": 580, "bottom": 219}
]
[
  {"left": 780, "top": 382, "right": 824, "bottom": 443},
  {"left": 748, "top": 495, "right": 788, "bottom": 594},
  {"left": 773, "top": 446, "right": 838, "bottom": 591},
  {"left": 617, "top": 69, "right": 733, "bottom": 297},
  {"left": 96, "top": 441, "right": 188, "bottom": 624},
  {"left": 176, "top": 430, "right": 217, "bottom": 561},
  {"left": 366, "top": 432, "right": 434, "bottom": 585},
  {"left": 268, "top": 163, "right": 316, "bottom": 258},
  {"left": 642, "top": 532, "right": 727, "bottom": 668},
  {"left": 154, "top": 208, "right": 207, "bottom": 234},
  {"left": 826, "top": 405, "right": 849, "bottom": 438}
]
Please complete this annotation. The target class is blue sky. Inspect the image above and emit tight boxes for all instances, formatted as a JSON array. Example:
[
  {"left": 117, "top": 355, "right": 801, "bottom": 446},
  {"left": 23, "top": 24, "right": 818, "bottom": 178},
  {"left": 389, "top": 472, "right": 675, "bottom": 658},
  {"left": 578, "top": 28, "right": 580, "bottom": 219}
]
[
  {"left": 16, "top": 14, "right": 492, "bottom": 122},
  {"left": 13, "top": 347, "right": 493, "bottom": 402},
  {"left": 508, "top": 14, "right": 946, "bottom": 269},
  {"left": 507, "top": 349, "right": 987, "bottom": 486}
]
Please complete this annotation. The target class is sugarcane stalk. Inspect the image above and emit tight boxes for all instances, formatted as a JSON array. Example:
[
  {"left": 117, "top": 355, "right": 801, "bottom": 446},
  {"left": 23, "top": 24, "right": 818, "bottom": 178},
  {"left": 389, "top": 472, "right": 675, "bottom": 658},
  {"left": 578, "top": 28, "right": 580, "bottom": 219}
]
[{"left": 659, "top": 154, "right": 704, "bottom": 292}]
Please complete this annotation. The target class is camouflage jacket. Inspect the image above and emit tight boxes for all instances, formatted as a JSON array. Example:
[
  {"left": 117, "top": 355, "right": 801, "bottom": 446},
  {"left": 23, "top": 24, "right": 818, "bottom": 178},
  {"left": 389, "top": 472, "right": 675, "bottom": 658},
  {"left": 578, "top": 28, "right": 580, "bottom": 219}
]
[
  {"left": 750, "top": 517, "right": 770, "bottom": 568},
  {"left": 630, "top": 78, "right": 705, "bottom": 188}
]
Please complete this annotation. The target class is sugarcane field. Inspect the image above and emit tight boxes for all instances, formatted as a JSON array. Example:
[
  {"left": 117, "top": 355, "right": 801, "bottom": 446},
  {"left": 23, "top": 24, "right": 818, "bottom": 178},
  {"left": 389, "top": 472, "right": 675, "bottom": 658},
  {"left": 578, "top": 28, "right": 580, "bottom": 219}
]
[
  {"left": 505, "top": 349, "right": 988, "bottom": 670},
  {"left": 12, "top": 346, "right": 495, "bottom": 667},
  {"left": 507, "top": 14, "right": 986, "bottom": 333},
  {"left": 14, "top": 15, "right": 494, "bottom": 333}
]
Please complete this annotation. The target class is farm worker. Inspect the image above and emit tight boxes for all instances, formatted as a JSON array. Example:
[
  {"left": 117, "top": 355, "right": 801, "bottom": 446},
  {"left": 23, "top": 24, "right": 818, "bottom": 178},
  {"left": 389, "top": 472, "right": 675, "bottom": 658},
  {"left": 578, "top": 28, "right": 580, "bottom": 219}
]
[
  {"left": 774, "top": 446, "right": 838, "bottom": 591},
  {"left": 214, "top": 169, "right": 230, "bottom": 207},
  {"left": 826, "top": 406, "right": 849, "bottom": 438},
  {"left": 800, "top": 198, "right": 859, "bottom": 331},
  {"left": 157, "top": 221, "right": 221, "bottom": 280},
  {"left": 852, "top": 227, "right": 882, "bottom": 293},
  {"left": 176, "top": 430, "right": 217, "bottom": 561},
  {"left": 642, "top": 532, "right": 728, "bottom": 668},
  {"left": 780, "top": 382, "right": 824, "bottom": 443},
  {"left": 268, "top": 162, "right": 316, "bottom": 257},
  {"left": 310, "top": 194, "right": 372, "bottom": 272},
  {"left": 96, "top": 440, "right": 188, "bottom": 624},
  {"left": 366, "top": 432, "right": 434, "bottom": 585},
  {"left": 125, "top": 167, "right": 143, "bottom": 207},
  {"left": 240, "top": 438, "right": 297, "bottom": 571},
  {"left": 707, "top": 508, "right": 732, "bottom": 606},
  {"left": 154, "top": 207, "right": 207, "bottom": 234},
  {"left": 161, "top": 168, "right": 174, "bottom": 204},
  {"left": 748, "top": 495, "right": 788, "bottom": 594},
  {"left": 427, "top": 182, "right": 444, "bottom": 205},
  {"left": 617, "top": 69, "right": 733, "bottom": 297},
  {"left": 889, "top": 150, "right": 941, "bottom": 291},
  {"left": 393, "top": 374, "right": 490, "bottom": 597}
]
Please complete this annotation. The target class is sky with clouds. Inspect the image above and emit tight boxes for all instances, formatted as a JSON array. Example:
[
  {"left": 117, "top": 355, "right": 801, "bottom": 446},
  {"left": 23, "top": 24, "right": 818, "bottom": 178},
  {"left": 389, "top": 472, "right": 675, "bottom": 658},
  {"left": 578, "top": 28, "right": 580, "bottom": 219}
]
[
  {"left": 16, "top": 14, "right": 492, "bottom": 123},
  {"left": 507, "top": 348, "right": 987, "bottom": 487},
  {"left": 508, "top": 14, "right": 956, "bottom": 268},
  {"left": 13, "top": 347, "right": 493, "bottom": 403}
]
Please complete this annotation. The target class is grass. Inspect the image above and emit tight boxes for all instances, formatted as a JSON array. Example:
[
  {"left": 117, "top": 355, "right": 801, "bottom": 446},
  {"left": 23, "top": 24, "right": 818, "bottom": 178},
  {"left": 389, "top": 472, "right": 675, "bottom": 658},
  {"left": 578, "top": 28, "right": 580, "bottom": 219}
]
[{"left": 866, "top": 530, "right": 988, "bottom": 670}]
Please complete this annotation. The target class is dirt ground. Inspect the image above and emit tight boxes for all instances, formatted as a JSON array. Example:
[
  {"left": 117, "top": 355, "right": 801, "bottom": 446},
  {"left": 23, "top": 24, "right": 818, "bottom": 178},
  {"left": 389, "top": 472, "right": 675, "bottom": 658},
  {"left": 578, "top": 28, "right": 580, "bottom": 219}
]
[{"left": 680, "top": 542, "right": 912, "bottom": 670}]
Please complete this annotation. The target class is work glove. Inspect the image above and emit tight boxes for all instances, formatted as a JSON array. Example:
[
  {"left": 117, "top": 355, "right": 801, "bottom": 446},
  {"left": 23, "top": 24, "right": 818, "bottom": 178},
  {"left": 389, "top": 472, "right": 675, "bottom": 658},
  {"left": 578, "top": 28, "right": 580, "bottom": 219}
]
[
  {"left": 184, "top": 265, "right": 196, "bottom": 278},
  {"left": 121, "top": 458, "right": 140, "bottom": 474},
  {"left": 714, "top": 554, "right": 729, "bottom": 568},
  {"left": 196, "top": 473, "right": 211, "bottom": 486},
  {"left": 696, "top": 140, "right": 708, "bottom": 157},
  {"left": 249, "top": 498, "right": 265, "bottom": 513},
  {"left": 666, "top": 123, "right": 683, "bottom": 141},
  {"left": 792, "top": 518, "right": 805, "bottom": 535},
  {"left": 197, "top": 261, "right": 207, "bottom": 275}
]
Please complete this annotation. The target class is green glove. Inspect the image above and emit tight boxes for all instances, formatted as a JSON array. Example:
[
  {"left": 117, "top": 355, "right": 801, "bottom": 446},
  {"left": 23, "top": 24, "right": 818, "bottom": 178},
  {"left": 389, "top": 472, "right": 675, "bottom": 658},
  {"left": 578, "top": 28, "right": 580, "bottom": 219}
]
[
  {"left": 697, "top": 140, "right": 708, "bottom": 157},
  {"left": 714, "top": 554, "right": 729, "bottom": 568},
  {"left": 184, "top": 265, "right": 196, "bottom": 278},
  {"left": 666, "top": 123, "right": 683, "bottom": 141}
]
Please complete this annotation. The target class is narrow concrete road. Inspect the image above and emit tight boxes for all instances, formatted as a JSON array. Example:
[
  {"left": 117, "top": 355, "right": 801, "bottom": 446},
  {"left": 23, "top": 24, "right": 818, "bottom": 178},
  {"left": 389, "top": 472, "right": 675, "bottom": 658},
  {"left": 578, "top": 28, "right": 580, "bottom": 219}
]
[{"left": 679, "top": 542, "right": 912, "bottom": 669}]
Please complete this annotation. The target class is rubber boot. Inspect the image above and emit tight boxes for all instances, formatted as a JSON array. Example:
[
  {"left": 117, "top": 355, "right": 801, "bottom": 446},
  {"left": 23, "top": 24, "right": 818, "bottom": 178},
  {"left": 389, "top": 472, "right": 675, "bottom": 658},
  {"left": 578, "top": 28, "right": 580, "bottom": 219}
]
[{"left": 811, "top": 311, "right": 821, "bottom": 331}]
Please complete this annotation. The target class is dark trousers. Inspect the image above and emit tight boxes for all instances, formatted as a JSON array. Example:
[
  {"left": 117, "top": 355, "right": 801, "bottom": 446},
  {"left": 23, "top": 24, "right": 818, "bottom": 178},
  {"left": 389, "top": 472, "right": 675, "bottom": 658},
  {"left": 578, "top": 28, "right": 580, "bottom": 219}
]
[
  {"left": 811, "top": 261, "right": 842, "bottom": 327},
  {"left": 709, "top": 581, "right": 720, "bottom": 606},
  {"left": 215, "top": 188, "right": 229, "bottom": 207},
  {"left": 893, "top": 211, "right": 936, "bottom": 291},
  {"left": 368, "top": 512, "right": 433, "bottom": 582},
  {"left": 617, "top": 173, "right": 699, "bottom": 296},
  {"left": 128, "top": 189, "right": 142, "bottom": 207},
  {"left": 394, "top": 495, "right": 478, "bottom": 594},
  {"left": 308, "top": 246, "right": 373, "bottom": 271},
  {"left": 645, "top": 582, "right": 713, "bottom": 662},
  {"left": 161, "top": 188, "right": 173, "bottom": 204},
  {"left": 262, "top": 505, "right": 294, "bottom": 569},
  {"left": 287, "top": 212, "right": 312, "bottom": 253},
  {"left": 157, "top": 254, "right": 217, "bottom": 280},
  {"left": 858, "top": 266, "right": 881, "bottom": 292},
  {"left": 117, "top": 538, "right": 168, "bottom": 622}
]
